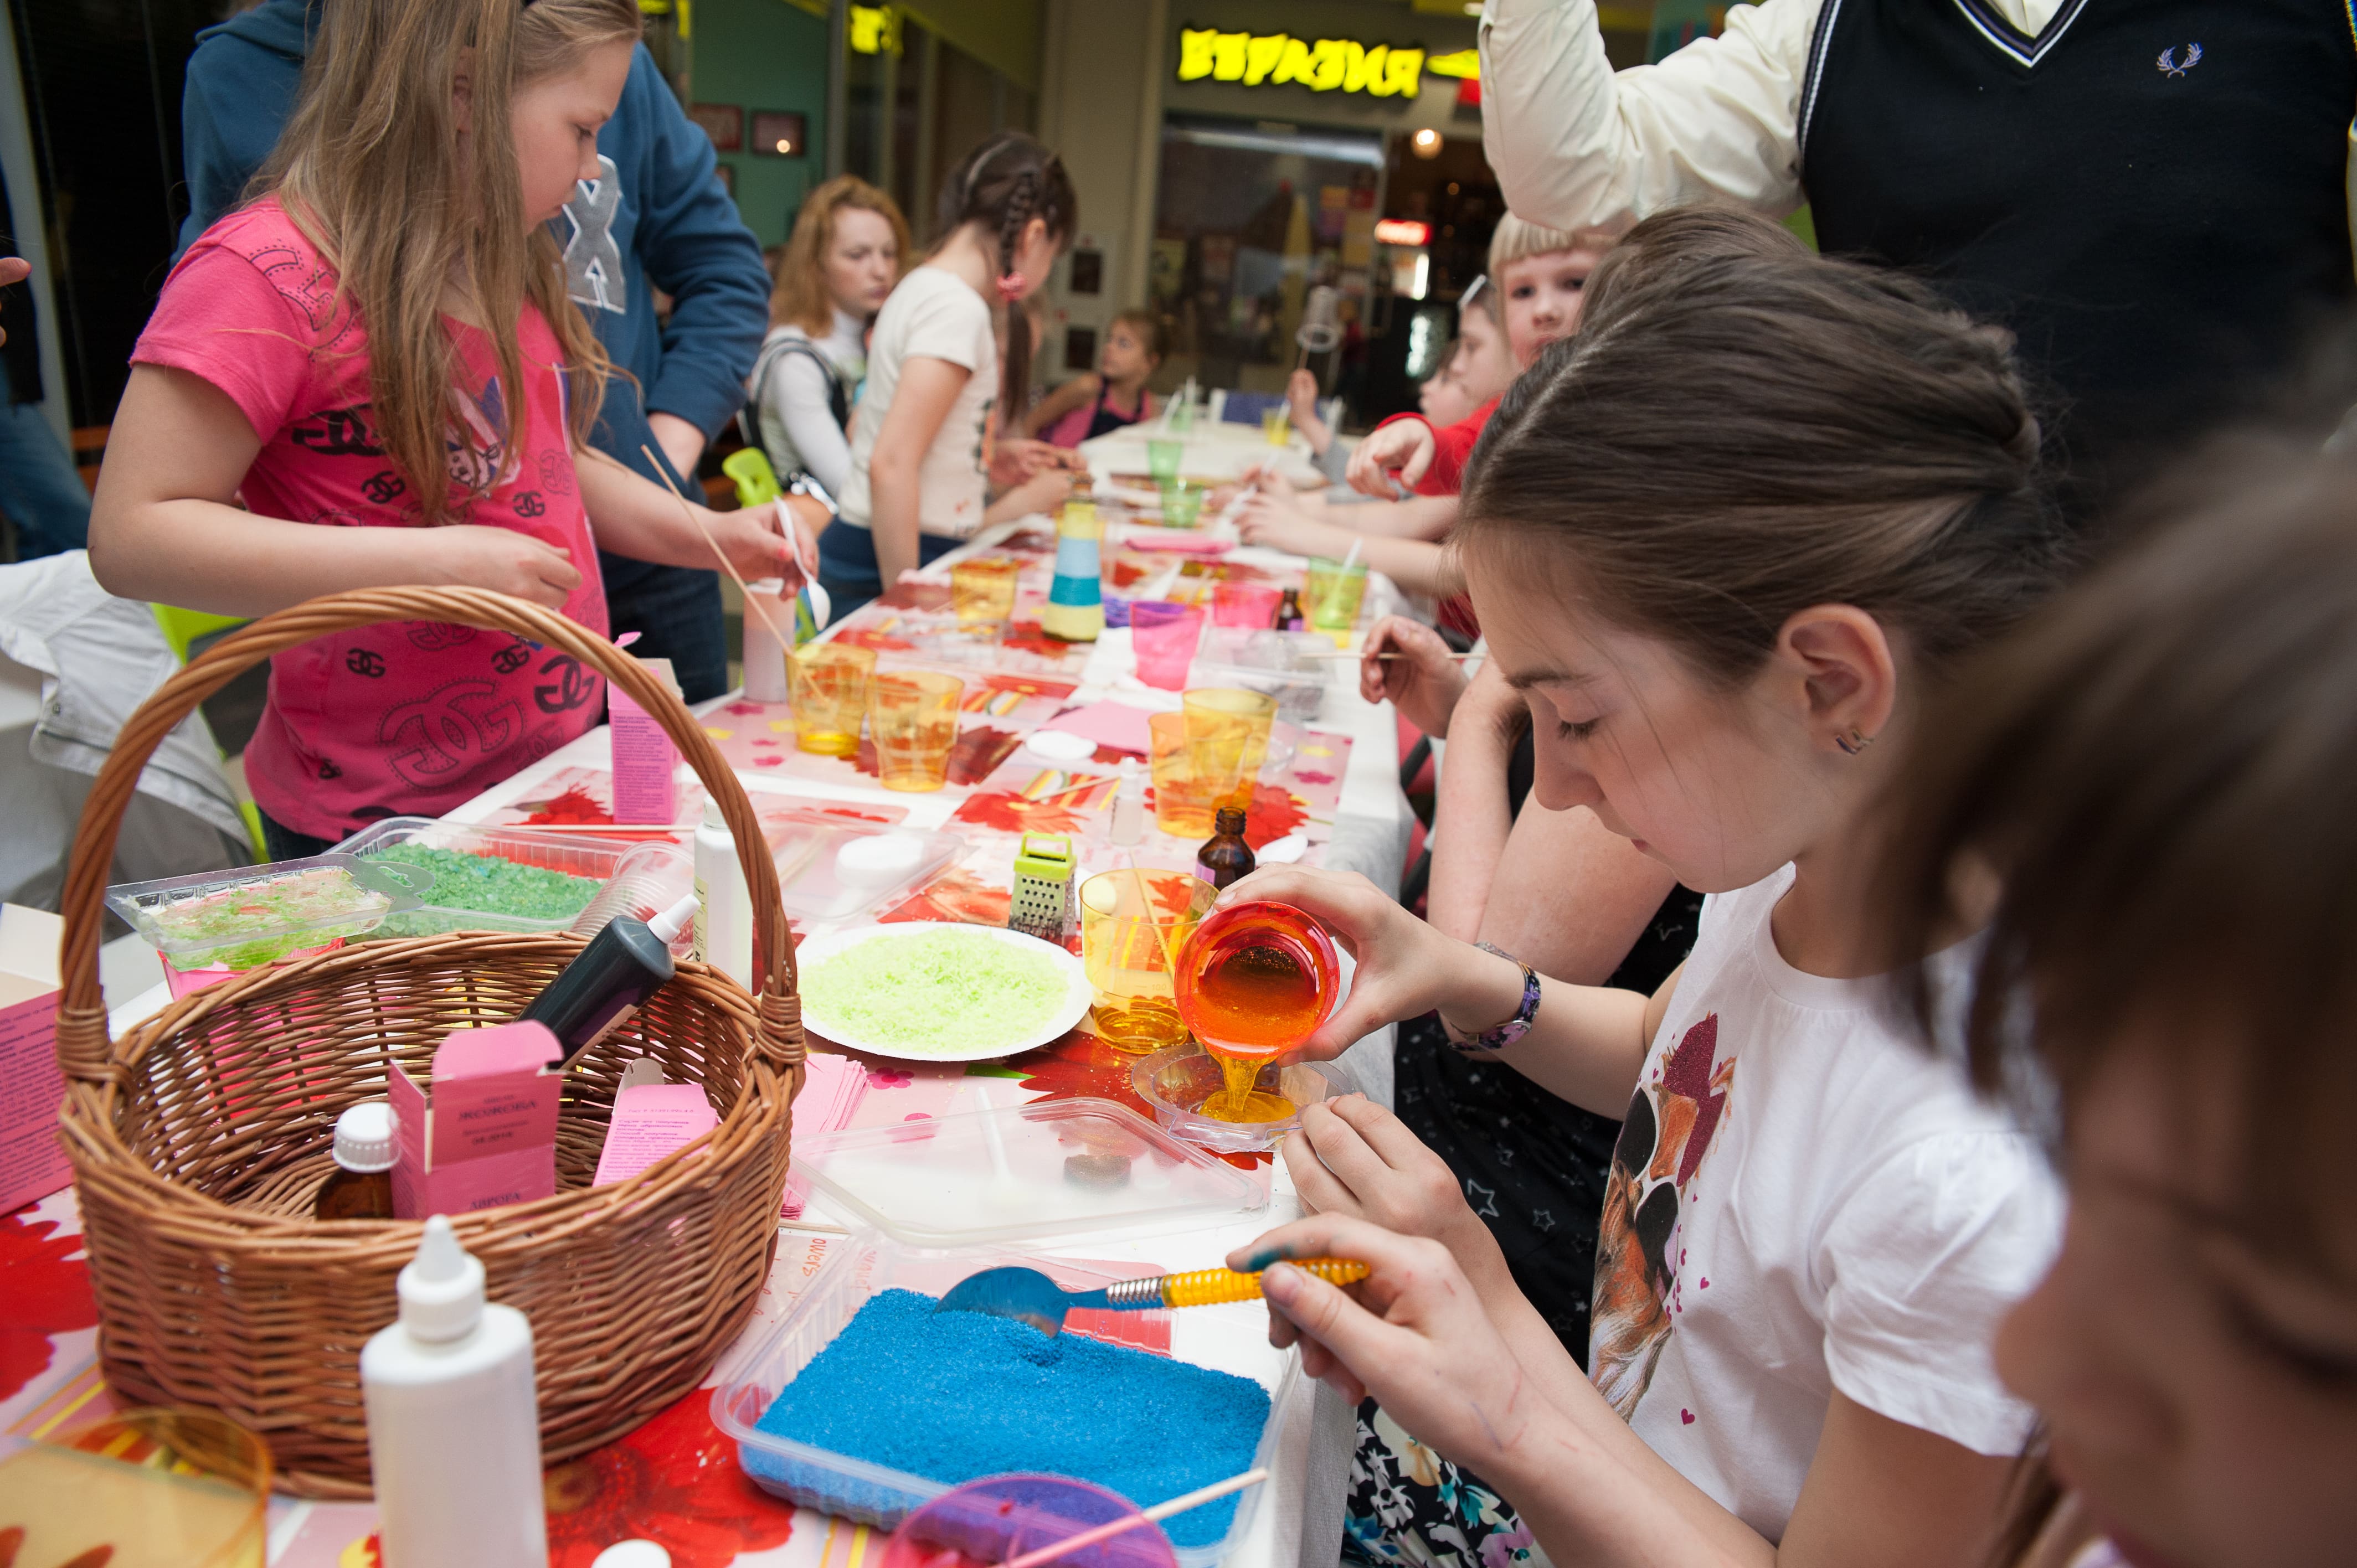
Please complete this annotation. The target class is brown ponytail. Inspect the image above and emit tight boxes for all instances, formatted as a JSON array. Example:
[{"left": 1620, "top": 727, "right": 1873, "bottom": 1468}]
[
  {"left": 935, "top": 131, "right": 1077, "bottom": 420},
  {"left": 1460, "top": 207, "right": 2072, "bottom": 689}
]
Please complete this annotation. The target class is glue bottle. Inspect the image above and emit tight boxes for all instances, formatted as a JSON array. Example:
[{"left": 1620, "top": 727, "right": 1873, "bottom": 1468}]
[
  {"left": 693, "top": 799, "right": 756, "bottom": 993},
  {"left": 521, "top": 894, "right": 699, "bottom": 1070},
  {"left": 1110, "top": 759, "right": 1145, "bottom": 847},
  {"left": 363, "top": 1216, "right": 547, "bottom": 1568}
]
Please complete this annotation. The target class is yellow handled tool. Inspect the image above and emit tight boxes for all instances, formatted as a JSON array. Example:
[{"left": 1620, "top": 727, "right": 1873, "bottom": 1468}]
[{"left": 935, "top": 1258, "right": 1370, "bottom": 1335}]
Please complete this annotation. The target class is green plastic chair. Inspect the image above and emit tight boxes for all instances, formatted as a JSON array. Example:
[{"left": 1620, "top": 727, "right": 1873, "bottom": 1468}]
[
  {"left": 721, "top": 447, "right": 783, "bottom": 510},
  {"left": 148, "top": 603, "right": 268, "bottom": 859}
]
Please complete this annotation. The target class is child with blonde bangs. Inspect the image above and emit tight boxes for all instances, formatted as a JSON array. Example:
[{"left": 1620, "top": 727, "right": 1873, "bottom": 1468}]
[
  {"left": 1221, "top": 212, "right": 2072, "bottom": 1568},
  {"left": 752, "top": 174, "right": 909, "bottom": 498},
  {"left": 91, "top": 0, "right": 805, "bottom": 858}
]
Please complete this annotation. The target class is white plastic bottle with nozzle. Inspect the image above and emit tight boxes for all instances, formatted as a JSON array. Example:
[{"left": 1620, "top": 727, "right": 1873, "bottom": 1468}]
[
  {"left": 362, "top": 1216, "right": 547, "bottom": 1568},
  {"left": 693, "top": 798, "right": 756, "bottom": 992},
  {"left": 1110, "top": 759, "right": 1145, "bottom": 847}
]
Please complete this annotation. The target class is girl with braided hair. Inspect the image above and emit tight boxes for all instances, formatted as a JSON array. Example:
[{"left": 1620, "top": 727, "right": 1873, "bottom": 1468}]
[{"left": 824, "top": 131, "right": 1079, "bottom": 613}]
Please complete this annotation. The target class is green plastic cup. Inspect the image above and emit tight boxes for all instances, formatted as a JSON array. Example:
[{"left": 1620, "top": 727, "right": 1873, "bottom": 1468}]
[{"left": 1146, "top": 437, "right": 1183, "bottom": 484}]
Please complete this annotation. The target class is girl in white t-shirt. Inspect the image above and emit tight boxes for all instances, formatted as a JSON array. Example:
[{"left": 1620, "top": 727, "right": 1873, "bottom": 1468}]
[
  {"left": 822, "top": 132, "right": 1078, "bottom": 613},
  {"left": 1221, "top": 209, "right": 2074, "bottom": 1567}
]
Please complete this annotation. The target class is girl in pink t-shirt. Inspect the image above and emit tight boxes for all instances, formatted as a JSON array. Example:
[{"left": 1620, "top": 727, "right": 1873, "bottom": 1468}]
[{"left": 90, "top": 0, "right": 805, "bottom": 850}]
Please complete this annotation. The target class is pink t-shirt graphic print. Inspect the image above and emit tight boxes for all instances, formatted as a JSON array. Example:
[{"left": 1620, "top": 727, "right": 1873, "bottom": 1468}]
[{"left": 136, "top": 200, "right": 609, "bottom": 840}]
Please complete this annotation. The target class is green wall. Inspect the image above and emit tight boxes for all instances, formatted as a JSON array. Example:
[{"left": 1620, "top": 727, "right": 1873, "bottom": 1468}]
[{"left": 694, "top": 0, "right": 833, "bottom": 250}]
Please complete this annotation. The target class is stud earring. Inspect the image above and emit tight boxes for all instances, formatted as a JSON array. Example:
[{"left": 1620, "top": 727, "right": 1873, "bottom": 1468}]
[{"left": 1834, "top": 728, "right": 1875, "bottom": 756}]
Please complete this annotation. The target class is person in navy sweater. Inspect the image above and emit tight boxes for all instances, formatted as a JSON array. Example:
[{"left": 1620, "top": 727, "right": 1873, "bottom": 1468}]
[{"left": 176, "top": 0, "right": 770, "bottom": 703}]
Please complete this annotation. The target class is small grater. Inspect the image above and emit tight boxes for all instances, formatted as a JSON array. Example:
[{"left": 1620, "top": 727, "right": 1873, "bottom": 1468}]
[{"left": 1007, "top": 833, "right": 1078, "bottom": 943}]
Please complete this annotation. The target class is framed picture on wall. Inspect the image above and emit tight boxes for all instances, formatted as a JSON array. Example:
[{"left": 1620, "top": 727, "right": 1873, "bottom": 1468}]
[
  {"left": 687, "top": 102, "right": 743, "bottom": 152},
  {"left": 751, "top": 111, "right": 809, "bottom": 157}
]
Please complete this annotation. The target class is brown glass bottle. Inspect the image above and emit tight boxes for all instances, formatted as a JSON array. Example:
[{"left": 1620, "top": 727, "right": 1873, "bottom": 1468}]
[
  {"left": 316, "top": 1101, "right": 397, "bottom": 1221},
  {"left": 1195, "top": 807, "right": 1257, "bottom": 891},
  {"left": 1275, "top": 588, "right": 1304, "bottom": 632}
]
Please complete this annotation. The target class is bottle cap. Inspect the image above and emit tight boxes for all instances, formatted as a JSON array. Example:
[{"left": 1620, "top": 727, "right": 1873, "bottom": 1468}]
[
  {"left": 398, "top": 1215, "right": 487, "bottom": 1343},
  {"left": 332, "top": 1100, "right": 397, "bottom": 1173},
  {"left": 702, "top": 797, "right": 727, "bottom": 830},
  {"left": 646, "top": 893, "right": 701, "bottom": 946}
]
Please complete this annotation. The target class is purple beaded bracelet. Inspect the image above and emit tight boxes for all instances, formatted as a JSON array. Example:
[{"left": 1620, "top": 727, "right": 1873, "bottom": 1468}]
[{"left": 1444, "top": 942, "right": 1540, "bottom": 1054}]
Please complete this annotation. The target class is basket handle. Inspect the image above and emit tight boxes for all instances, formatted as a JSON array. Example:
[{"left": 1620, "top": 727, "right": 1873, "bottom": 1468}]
[{"left": 55, "top": 587, "right": 802, "bottom": 1088}]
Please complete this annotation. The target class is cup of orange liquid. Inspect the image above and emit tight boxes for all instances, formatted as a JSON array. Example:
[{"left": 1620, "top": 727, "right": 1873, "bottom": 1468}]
[
  {"left": 869, "top": 670, "right": 965, "bottom": 791},
  {"left": 1080, "top": 867, "right": 1214, "bottom": 1055},
  {"left": 949, "top": 556, "right": 1021, "bottom": 628},
  {"left": 789, "top": 642, "right": 877, "bottom": 756},
  {"left": 0, "top": 1407, "right": 273, "bottom": 1567},
  {"left": 1172, "top": 899, "right": 1341, "bottom": 1124}
]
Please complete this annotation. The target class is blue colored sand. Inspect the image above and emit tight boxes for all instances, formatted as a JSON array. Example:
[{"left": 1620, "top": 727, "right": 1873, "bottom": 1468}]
[{"left": 748, "top": 1288, "right": 1271, "bottom": 1547}]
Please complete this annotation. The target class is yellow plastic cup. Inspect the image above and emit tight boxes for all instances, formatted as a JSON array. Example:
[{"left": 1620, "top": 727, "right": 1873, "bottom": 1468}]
[
  {"left": 1183, "top": 687, "right": 1277, "bottom": 807},
  {"left": 0, "top": 1407, "right": 273, "bottom": 1567},
  {"left": 1262, "top": 405, "right": 1292, "bottom": 446},
  {"left": 949, "top": 556, "right": 1020, "bottom": 627},
  {"left": 869, "top": 670, "right": 965, "bottom": 791},
  {"left": 788, "top": 642, "right": 877, "bottom": 756},
  {"left": 1080, "top": 867, "right": 1214, "bottom": 1055},
  {"left": 1150, "top": 708, "right": 1245, "bottom": 837}
]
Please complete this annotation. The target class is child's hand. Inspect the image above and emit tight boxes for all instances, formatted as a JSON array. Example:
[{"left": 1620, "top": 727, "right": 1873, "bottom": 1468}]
[
  {"left": 991, "top": 438, "right": 1085, "bottom": 489},
  {"left": 1227, "top": 1215, "right": 1555, "bottom": 1474},
  {"left": 1284, "top": 1095, "right": 1509, "bottom": 1287},
  {"left": 1210, "top": 865, "right": 1457, "bottom": 1057},
  {"left": 1346, "top": 420, "right": 1435, "bottom": 498},
  {"left": 1234, "top": 491, "right": 1340, "bottom": 557},
  {"left": 1361, "top": 616, "right": 1466, "bottom": 738},
  {"left": 711, "top": 502, "right": 809, "bottom": 591},
  {"left": 996, "top": 466, "right": 1073, "bottom": 519},
  {"left": 429, "top": 525, "right": 583, "bottom": 608},
  {"left": 1286, "top": 369, "right": 1320, "bottom": 424}
]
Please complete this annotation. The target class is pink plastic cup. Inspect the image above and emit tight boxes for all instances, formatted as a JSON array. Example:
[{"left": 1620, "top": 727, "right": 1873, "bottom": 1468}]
[
  {"left": 1129, "top": 601, "right": 1205, "bottom": 691},
  {"left": 1210, "top": 581, "right": 1284, "bottom": 630},
  {"left": 880, "top": 1474, "right": 1176, "bottom": 1568}
]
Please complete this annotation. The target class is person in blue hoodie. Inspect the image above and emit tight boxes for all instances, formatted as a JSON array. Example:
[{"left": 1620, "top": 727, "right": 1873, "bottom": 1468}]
[{"left": 175, "top": 0, "right": 770, "bottom": 703}]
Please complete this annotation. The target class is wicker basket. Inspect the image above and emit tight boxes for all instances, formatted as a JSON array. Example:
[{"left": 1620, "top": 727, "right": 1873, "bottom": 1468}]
[{"left": 53, "top": 587, "right": 806, "bottom": 1498}]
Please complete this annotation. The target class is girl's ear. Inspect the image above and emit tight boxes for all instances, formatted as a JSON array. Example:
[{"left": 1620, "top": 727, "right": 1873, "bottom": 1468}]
[
  {"left": 1776, "top": 606, "right": 1899, "bottom": 754},
  {"left": 452, "top": 45, "right": 476, "bottom": 136},
  {"left": 1022, "top": 216, "right": 1054, "bottom": 266}
]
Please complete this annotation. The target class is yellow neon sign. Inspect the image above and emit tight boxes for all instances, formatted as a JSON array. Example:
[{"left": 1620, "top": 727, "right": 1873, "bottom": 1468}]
[
  {"left": 849, "top": 4, "right": 901, "bottom": 56},
  {"left": 1425, "top": 48, "right": 1479, "bottom": 79},
  {"left": 1176, "top": 29, "right": 1427, "bottom": 98}
]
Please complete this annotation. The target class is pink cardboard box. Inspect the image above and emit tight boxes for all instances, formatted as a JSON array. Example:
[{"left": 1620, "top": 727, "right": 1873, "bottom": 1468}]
[
  {"left": 609, "top": 654, "right": 681, "bottom": 824},
  {"left": 0, "top": 905, "right": 66, "bottom": 1215},
  {"left": 388, "top": 1020, "right": 563, "bottom": 1219}
]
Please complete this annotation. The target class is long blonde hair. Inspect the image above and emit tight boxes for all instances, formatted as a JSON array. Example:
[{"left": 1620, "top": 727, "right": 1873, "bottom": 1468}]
[
  {"left": 257, "top": 0, "right": 640, "bottom": 524},
  {"left": 770, "top": 176, "right": 910, "bottom": 334}
]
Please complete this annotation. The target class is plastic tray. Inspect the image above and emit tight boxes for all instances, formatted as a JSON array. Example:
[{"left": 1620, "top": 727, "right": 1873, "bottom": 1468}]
[
  {"left": 105, "top": 854, "right": 425, "bottom": 969},
  {"left": 786, "top": 1097, "right": 1265, "bottom": 1248},
  {"left": 332, "top": 817, "right": 631, "bottom": 938},
  {"left": 1130, "top": 1047, "right": 1362, "bottom": 1155},
  {"left": 769, "top": 813, "right": 967, "bottom": 924},
  {"left": 1187, "top": 628, "right": 1332, "bottom": 728},
  {"left": 712, "top": 1232, "right": 1298, "bottom": 1566}
]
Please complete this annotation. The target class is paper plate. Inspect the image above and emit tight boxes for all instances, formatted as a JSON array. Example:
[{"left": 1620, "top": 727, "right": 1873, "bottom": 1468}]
[{"left": 794, "top": 921, "right": 1093, "bottom": 1062}]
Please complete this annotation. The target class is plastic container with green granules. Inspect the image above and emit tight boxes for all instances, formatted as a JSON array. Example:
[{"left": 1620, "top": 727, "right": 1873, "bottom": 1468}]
[
  {"left": 107, "top": 855, "right": 428, "bottom": 972},
  {"left": 332, "top": 818, "right": 631, "bottom": 938}
]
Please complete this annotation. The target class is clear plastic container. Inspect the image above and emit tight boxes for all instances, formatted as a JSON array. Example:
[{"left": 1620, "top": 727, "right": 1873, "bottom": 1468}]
[
  {"left": 567, "top": 840, "right": 697, "bottom": 953},
  {"left": 1186, "top": 628, "right": 1332, "bottom": 728},
  {"left": 332, "top": 817, "right": 632, "bottom": 938},
  {"left": 711, "top": 1232, "right": 1298, "bottom": 1566},
  {"left": 1129, "top": 1046, "right": 1362, "bottom": 1155},
  {"left": 770, "top": 813, "right": 967, "bottom": 924},
  {"left": 106, "top": 854, "right": 425, "bottom": 972},
  {"left": 786, "top": 1097, "right": 1265, "bottom": 1247}
]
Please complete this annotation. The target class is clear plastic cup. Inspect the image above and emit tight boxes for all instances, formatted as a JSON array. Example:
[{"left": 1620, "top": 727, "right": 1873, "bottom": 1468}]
[
  {"left": 949, "top": 558, "right": 1021, "bottom": 627},
  {"left": 880, "top": 1473, "right": 1176, "bottom": 1568},
  {"left": 790, "top": 642, "right": 878, "bottom": 756},
  {"left": 1149, "top": 710, "right": 1242, "bottom": 838},
  {"left": 1082, "top": 868, "right": 1214, "bottom": 1056},
  {"left": 0, "top": 1407, "right": 272, "bottom": 1567},
  {"left": 1303, "top": 557, "right": 1370, "bottom": 643},
  {"left": 1129, "top": 601, "right": 1204, "bottom": 692}
]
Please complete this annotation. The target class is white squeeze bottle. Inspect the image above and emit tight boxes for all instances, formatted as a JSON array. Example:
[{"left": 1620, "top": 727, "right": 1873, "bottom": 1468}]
[
  {"left": 362, "top": 1216, "right": 548, "bottom": 1568},
  {"left": 693, "top": 797, "right": 756, "bottom": 992}
]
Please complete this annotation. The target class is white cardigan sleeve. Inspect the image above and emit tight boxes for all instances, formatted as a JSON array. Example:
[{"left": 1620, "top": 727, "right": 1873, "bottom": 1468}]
[
  {"left": 758, "top": 347, "right": 855, "bottom": 501},
  {"left": 1478, "top": 0, "right": 1824, "bottom": 232}
]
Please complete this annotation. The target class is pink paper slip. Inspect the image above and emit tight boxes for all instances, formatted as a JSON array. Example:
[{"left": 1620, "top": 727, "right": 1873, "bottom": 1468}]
[
  {"left": 1038, "top": 701, "right": 1157, "bottom": 756},
  {"left": 592, "top": 1084, "right": 720, "bottom": 1186}
]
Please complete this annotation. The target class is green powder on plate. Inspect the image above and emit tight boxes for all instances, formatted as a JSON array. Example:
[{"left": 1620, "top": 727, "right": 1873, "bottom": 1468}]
[{"left": 802, "top": 927, "right": 1066, "bottom": 1054}]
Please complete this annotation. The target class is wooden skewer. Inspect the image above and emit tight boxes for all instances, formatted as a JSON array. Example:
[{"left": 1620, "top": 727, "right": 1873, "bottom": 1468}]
[
  {"left": 1300, "top": 649, "right": 1480, "bottom": 662},
  {"left": 640, "top": 443, "right": 793, "bottom": 654},
  {"left": 997, "top": 1468, "right": 1270, "bottom": 1568}
]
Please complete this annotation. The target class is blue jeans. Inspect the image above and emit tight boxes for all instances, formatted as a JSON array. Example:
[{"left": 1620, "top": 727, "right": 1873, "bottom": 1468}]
[
  {"left": 817, "top": 522, "right": 962, "bottom": 620},
  {"left": 0, "top": 400, "right": 90, "bottom": 559},
  {"left": 598, "top": 554, "right": 728, "bottom": 704}
]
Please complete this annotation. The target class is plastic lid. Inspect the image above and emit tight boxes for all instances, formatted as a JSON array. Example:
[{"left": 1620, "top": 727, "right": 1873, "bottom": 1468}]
[
  {"left": 786, "top": 1097, "right": 1265, "bottom": 1247},
  {"left": 592, "top": 1543, "right": 672, "bottom": 1568},
  {"left": 646, "top": 893, "right": 700, "bottom": 945},
  {"left": 702, "top": 797, "right": 727, "bottom": 831},
  {"left": 332, "top": 1101, "right": 396, "bottom": 1173},
  {"left": 398, "top": 1216, "right": 486, "bottom": 1343}
]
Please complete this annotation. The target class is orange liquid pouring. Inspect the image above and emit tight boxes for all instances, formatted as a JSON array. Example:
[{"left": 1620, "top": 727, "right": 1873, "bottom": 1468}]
[{"left": 1173, "top": 901, "right": 1341, "bottom": 1123}]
